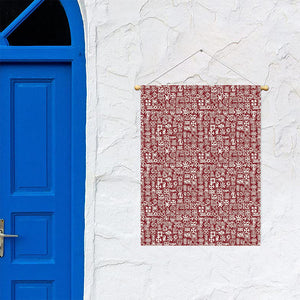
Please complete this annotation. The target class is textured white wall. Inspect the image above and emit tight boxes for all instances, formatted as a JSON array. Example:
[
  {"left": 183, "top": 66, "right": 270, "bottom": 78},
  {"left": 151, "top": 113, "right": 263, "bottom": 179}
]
[{"left": 79, "top": 0, "right": 300, "bottom": 299}]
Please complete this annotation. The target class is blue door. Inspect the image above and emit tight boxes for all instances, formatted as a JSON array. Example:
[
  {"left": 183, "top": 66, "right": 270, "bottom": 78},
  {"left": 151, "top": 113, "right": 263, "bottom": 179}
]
[{"left": 0, "top": 63, "right": 73, "bottom": 299}]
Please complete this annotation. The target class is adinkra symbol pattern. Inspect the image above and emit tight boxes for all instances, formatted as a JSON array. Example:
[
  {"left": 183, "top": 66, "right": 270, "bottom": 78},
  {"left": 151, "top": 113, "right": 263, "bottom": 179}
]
[{"left": 141, "top": 85, "right": 261, "bottom": 246}]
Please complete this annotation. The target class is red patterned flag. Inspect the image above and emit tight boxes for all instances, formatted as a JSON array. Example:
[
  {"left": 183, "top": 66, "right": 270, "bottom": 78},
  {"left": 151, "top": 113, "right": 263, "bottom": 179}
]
[{"left": 141, "top": 85, "right": 261, "bottom": 246}]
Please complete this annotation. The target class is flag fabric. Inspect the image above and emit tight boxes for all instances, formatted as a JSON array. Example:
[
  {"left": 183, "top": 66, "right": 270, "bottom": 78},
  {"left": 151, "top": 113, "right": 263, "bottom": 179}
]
[{"left": 141, "top": 85, "right": 261, "bottom": 246}]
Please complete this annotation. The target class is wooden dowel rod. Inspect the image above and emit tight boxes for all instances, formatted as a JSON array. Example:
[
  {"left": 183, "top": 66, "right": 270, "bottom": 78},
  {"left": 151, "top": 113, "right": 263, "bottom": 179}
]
[{"left": 260, "top": 85, "right": 269, "bottom": 91}]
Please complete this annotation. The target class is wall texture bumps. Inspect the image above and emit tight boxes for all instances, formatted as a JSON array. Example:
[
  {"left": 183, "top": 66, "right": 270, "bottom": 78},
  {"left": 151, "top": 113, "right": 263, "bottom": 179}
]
[{"left": 79, "top": 0, "right": 300, "bottom": 298}]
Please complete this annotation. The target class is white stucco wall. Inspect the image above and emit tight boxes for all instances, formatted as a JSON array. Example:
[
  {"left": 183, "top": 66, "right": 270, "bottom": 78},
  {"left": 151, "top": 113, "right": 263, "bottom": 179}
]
[{"left": 79, "top": 0, "right": 300, "bottom": 299}]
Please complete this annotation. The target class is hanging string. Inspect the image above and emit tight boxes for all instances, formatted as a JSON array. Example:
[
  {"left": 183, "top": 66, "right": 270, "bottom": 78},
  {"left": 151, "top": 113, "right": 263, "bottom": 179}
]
[
  {"left": 147, "top": 49, "right": 203, "bottom": 85},
  {"left": 201, "top": 49, "right": 255, "bottom": 85},
  {"left": 145, "top": 48, "right": 256, "bottom": 85}
]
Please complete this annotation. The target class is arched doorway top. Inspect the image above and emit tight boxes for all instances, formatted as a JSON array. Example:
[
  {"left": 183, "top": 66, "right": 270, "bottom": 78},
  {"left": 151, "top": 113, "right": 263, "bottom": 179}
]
[{"left": 0, "top": 0, "right": 84, "bottom": 50}]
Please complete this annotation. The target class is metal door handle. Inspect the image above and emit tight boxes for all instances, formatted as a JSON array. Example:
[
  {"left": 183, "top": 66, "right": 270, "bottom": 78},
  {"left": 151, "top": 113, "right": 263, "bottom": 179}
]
[
  {"left": 0, "top": 232, "right": 18, "bottom": 238},
  {"left": 0, "top": 219, "right": 19, "bottom": 257}
]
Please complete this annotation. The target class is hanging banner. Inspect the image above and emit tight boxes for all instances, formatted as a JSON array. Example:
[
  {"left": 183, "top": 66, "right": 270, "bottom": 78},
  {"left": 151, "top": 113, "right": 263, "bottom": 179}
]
[{"left": 141, "top": 85, "right": 261, "bottom": 246}]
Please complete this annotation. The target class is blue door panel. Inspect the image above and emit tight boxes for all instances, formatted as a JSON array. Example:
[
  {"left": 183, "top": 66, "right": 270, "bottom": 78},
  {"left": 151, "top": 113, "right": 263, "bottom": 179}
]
[
  {"left": 13, "top": 281, "right": 53, "bottom": 300},
  {"left": 12, "top": 213, "right": 53, "bottom": 262},
  {"left": 13, "top": 80, "right": 51, "bottom": 192},
  {"left": 0, "top": 63, "right": 72, "bottom": 299}
]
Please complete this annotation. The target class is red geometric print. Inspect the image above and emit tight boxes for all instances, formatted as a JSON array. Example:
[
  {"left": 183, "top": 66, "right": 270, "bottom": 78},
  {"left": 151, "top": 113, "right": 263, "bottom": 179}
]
[{"left": 141, "top": 85, "right": 261, "bottom": 246}]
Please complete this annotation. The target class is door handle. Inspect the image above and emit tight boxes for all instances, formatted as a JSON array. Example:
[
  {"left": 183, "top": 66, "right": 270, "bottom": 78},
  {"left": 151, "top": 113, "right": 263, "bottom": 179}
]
[
  {"left": 0, "top": 233, "right": 18, "bottom": 238},
  {"left": 0, "top": 219, "right": 19, "bottom": 257}
]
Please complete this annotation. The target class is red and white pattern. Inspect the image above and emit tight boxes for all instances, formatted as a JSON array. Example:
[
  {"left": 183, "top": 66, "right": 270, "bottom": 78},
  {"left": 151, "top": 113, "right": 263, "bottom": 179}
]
[{"left": 141, "top": 85, "right": 261, "bottom": 246}]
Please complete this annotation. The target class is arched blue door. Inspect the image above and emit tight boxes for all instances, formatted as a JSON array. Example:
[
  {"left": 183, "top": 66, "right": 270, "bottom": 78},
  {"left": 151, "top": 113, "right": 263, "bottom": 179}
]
[{"left": 0, "top": 1, "right": 86, "bottom": 299}]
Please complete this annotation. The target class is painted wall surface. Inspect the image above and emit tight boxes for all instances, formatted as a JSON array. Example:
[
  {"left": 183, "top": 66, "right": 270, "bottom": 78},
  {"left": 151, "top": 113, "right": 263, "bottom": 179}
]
[{"left": 79, "top": 0, "right": 300, "bottom": 298}]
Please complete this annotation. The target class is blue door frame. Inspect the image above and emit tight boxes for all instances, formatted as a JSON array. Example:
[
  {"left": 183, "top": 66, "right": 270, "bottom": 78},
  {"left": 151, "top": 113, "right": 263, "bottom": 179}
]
[{"left": 0, "top": 0, "right": 86, "bottom": 299}]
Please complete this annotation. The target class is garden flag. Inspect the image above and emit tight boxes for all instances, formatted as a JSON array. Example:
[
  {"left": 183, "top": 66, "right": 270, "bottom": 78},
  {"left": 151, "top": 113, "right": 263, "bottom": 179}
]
[{"left": 141, "top": 85, "right": 261, "bottom": 246}]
